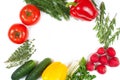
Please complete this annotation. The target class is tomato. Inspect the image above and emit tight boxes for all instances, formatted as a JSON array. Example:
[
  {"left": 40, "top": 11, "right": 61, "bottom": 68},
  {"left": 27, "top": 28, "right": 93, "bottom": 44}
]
[
  {"left": 20, "top": 4, "right": 40, "bottom": 25},
  {"left": 8, "top": 23, "right": 29, "bottom": 44}
]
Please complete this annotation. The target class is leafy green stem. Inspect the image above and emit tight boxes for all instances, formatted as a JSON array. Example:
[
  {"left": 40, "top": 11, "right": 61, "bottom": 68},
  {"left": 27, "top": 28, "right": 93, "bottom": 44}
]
[
  {"left": 5, "top": 39, "right": 36, "bottom": 68},
  {"left": 93, "top": 2, "right": 120, "bottom": 49}
]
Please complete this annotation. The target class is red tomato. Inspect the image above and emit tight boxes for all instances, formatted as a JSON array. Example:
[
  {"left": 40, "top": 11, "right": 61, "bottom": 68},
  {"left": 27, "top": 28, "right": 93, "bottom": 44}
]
[
  {"left": 20, "top": 4, "right": 40, "bottom": 25},
  {"left": 8, "top": 24, "right": 29, "bottom": 44}
]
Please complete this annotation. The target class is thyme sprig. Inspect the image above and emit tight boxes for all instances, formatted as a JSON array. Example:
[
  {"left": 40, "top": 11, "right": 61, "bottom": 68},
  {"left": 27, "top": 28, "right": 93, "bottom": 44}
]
[
  {"left": 66, "top": 57, "right": 96, "bottom": 80},
  {"left": 5, "top": 39, "right": 36, "bottom": 68},
  {"left": 93, "top": 2, "right": 120, "bottom": 48},
  {"left": 25, "top": 0, "right": 70, "bottom": 20}
]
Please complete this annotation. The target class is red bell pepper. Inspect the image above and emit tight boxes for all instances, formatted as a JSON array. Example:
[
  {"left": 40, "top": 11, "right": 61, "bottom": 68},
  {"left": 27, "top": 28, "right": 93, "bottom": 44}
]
[{"left": 67, "top": 0, "right": 98, "bottom": 21}]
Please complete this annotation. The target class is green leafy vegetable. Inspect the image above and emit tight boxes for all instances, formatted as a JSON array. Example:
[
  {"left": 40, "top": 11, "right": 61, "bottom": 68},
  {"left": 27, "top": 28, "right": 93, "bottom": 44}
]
[
  {"left": 5, "top": 39, "right": 36, "bottom": 68},
  {"left": 93, "top": 2, "right": 120, "bottom": 49},
  {"left": 66, "top": 57, "right": 96, "bottom": 80},
  {"left": 25, "top": 0, "right": 70, "bottom": 20}
]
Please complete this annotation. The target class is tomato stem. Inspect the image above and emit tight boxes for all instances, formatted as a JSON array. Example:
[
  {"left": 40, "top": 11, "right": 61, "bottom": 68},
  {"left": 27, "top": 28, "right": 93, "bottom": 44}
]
[
  {"left": 14, "top": 31, "right": 20, "bottom": 38},
  {"left": 26, "top": 11, "right": 31, "bottom": 17}
]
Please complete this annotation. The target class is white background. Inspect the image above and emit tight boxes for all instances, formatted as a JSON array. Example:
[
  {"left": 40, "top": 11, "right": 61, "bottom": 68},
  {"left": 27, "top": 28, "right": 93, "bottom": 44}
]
[{"left": 0, "top": 0, "right": 120, "bottom": 80}]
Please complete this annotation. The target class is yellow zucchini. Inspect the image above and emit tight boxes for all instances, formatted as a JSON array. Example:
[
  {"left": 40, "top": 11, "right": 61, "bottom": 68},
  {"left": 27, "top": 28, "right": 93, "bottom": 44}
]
[{"left": 42, "top": 62, "right": 68, "bottom": 80}]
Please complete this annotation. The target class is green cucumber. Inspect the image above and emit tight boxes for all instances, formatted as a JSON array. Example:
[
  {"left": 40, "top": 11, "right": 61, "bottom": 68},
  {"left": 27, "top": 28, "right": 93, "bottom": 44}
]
[
  {"left": 25, "top": 58, "right": 52, "bottom": 80},
  {"left": 11, "top": 60, "right": 36, "bottom": 80}
]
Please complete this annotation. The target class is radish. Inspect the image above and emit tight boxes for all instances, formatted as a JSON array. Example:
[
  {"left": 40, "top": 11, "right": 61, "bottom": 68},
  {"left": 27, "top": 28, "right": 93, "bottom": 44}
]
[
  {"left": 96, "top": 64, "right": 106, "bottom": 74},
  {"left": 106, "top": 47, "right": 116, "bottom": 57},
  {"left": 90, "top": 53, "right": 99, "bottom": 63},
  {"left": 86, "top": 61, "right": 95, "bottom": 71},
  {"left": 99, "top": 55, "right": 108, "bottom": 65},
  {"left": 108, "top": 57, "right": 120, "bottom": 67},
  {"left": 97, "top": 47, "right": 106, "bottom": 55}
]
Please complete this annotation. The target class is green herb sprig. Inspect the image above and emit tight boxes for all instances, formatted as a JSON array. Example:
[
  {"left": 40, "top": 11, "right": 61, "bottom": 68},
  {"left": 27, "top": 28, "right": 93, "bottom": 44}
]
[
  {"left": 5, "top": 39, "right": 36, "bottom": 68},
  {"left": 66, "top": 57, "right": 96, "bottom": 80},
  {"left": 25, "top": 0, "right": 70, "bottom": 20},
  {"left": 93, "top": 2, "right": 120, "bottom": 49}
]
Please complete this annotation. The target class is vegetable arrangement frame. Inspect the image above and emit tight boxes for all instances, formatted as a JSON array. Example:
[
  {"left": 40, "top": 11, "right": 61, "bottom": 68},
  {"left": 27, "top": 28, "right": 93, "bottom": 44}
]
[{"left": 1, "top": 0, "right": 120, "bottom": 80}]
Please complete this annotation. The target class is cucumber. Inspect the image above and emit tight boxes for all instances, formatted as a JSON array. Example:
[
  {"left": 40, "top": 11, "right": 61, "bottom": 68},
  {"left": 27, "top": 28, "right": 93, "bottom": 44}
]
[
  {"left": 11, "top": 60, "right": 36, "bottom": 80},
  {"left": 25, "top": 58, "right": 52, "bottom": 80}
]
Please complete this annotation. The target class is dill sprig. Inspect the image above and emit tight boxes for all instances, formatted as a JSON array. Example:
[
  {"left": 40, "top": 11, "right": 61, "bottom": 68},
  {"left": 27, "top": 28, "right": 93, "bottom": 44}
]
[
  {"left": 66, "top": 57, "right": 96, "bottom": 80},
  {"left": 24, "top": 0, "right": 70, "bottom": 20},
  {"left": 5, "top": 39, "right": 36, "bottom": 68},
  {"left": 93, "top": 2, "right": 120, "bottom": 49}
]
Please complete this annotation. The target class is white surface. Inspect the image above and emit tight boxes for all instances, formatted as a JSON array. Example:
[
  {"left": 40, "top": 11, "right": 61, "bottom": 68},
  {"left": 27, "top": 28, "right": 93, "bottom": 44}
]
[{"left": 0, "top": 0, "right": 120, "bottom": 80}]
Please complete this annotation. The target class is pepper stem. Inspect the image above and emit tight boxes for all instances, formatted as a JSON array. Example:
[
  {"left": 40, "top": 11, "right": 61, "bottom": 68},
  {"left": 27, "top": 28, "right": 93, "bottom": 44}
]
[{"left": 66, "top": 2, "right": 77, "bottom": 7}]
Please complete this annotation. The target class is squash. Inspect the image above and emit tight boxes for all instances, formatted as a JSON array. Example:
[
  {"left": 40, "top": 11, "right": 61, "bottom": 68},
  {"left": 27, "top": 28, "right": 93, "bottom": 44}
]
[{"left": 42, "top": 62, "right": 68, "bottom": 80}]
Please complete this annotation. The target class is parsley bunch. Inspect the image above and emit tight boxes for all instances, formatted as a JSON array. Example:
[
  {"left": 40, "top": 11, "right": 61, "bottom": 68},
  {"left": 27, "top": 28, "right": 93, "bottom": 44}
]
[{"left": 66, "top": 57, "right": 96, "bottom": 80}]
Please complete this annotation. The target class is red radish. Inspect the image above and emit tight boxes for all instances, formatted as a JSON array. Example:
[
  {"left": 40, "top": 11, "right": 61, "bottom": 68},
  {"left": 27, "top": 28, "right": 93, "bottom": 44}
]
[
  {"left": 99, "top": 55, "right": 108, "bottom": 65},
  {"left": 96, "top": 64, "right": 106, "bottom": 74},
  {"left": 90, "top": 53, "right": 99, "bottom": 63},
  {"left": 86, "top": 61, "right": 95, "bottom": 71},
  {"left": 108, "top": 57, "right": 120, "bottom": 67},
  {"left": 106, "top": 47, "right": 116, "bottom": 57},
  {"left": 97, "top": 47, "right": 106, "bottom": 55}
]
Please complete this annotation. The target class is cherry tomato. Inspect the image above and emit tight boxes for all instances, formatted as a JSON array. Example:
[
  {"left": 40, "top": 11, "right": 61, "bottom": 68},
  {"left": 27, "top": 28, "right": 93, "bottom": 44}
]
[
  {"left": 20, "top": 4, "right": 40, "bottom": 25},
  {"left": 8, "top": 23, "right": 29, "bottom": 44}
]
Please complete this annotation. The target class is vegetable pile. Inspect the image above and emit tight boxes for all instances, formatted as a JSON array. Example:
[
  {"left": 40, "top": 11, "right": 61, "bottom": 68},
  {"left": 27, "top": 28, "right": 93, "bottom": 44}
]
[
  {"left": 85, "top": 1, "right": 120, "bottom": 75},
  {"left": 5, "top": 0, "right": 120, "bottom": 80},
  {"left": 8, "top": 4, "right": 40, "bottom": 44},
  {"left": 11, "top": 58, "right": 52, "bottom": 80},
  {"left": 86, "top": 47, "right": 120, "bottom": 74},
  {"left": 24, "top": 0, "right": 98, "bottom": 21}
]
